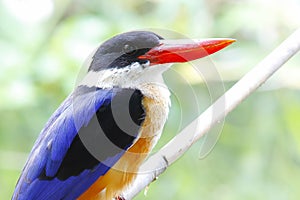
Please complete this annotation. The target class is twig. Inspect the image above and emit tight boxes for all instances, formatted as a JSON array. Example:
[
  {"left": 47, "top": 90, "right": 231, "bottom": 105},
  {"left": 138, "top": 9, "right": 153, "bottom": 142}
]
[{"left": 123, "top": 28, "right": 300, "bottom": 199}]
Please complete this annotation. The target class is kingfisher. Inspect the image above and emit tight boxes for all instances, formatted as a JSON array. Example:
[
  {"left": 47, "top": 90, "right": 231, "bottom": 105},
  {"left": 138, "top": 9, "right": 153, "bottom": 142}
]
[{"left": 12, "top": 31, "right": 234, "bottom": 200}]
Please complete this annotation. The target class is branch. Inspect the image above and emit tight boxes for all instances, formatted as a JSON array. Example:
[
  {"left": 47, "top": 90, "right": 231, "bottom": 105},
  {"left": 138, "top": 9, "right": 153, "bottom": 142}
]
[{"left": 123, "top": 28, "right": 300, "bottom": 199}]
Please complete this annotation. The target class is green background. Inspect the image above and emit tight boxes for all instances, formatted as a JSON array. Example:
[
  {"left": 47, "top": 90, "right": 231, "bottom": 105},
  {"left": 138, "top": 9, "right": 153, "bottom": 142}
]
[{"left": 1, "top": 0, "right": 300, "bottom": 199}]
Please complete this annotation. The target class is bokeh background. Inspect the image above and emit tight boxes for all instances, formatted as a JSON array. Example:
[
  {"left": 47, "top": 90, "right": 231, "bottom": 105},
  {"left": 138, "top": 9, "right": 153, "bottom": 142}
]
[{"left": 1, "top": 0, "right": 300, "bottom": 199}]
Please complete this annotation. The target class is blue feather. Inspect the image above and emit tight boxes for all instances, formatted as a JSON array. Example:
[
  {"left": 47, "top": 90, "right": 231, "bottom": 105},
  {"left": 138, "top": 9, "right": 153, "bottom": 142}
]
[{"left": 12, "top": 87, "right": 132, "bottom": 200}]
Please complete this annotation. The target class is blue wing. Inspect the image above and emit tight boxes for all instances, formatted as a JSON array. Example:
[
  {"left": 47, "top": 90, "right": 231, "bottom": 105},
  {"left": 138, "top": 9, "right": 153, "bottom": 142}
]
[{"left": 12, "top": 86, "right": 143, "bottom": 200}]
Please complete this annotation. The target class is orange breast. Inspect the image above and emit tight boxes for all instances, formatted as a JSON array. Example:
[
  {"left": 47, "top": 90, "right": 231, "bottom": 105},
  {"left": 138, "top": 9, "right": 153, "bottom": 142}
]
[{"left": 78, "top": 89, "right": 169, "bottom": 200}]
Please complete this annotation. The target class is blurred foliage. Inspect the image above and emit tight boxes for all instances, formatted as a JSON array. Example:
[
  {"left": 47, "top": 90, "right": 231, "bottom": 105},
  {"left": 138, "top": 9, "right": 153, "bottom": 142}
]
[{"left": 1, "top": 0, "right": 300, "bottom": 199}]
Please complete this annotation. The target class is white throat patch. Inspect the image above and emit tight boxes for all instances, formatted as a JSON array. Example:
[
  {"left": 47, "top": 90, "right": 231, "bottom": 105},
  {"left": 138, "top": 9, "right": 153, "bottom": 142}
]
[{"left": 79, "top": 62, "right": 171, "bottom": 94}]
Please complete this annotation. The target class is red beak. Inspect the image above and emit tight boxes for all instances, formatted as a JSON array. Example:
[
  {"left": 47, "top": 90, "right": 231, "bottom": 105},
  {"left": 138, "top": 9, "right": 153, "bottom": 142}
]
[{"left": 138, "top": 38, "right": 235, "bottom": 65}]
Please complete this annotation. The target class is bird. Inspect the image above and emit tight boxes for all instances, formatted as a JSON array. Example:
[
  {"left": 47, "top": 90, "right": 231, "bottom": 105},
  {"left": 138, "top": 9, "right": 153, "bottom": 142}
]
[{"left": 12, "top": 31, "right": 234, "bottom": 200}]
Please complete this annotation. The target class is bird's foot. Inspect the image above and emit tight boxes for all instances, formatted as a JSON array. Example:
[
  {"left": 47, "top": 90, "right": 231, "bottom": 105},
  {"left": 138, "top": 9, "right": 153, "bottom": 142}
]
[{"left": 115, "top": 195, "right": 125, "bottom": 200}]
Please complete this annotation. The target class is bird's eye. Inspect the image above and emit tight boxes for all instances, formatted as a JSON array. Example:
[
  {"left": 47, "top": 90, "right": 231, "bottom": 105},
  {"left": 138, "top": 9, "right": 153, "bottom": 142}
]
[{"left": 123, "top": 44, "right": 137, "bottom": 55}]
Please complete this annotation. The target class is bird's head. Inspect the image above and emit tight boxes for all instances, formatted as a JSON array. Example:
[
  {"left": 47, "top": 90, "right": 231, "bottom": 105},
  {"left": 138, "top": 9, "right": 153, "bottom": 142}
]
[{"left": 82, "top": 31, "right": 235, "bottom": 89}]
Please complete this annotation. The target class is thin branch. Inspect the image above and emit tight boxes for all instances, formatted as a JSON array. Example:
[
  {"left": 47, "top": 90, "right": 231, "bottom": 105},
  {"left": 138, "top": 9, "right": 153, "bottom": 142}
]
[{"left": 123, "top": 28, "right": 300, "bottom": 199}]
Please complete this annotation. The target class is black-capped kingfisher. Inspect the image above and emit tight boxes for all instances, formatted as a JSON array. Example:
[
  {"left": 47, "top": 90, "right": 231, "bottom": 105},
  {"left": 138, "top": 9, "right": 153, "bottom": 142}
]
[{"left": 12, "top": 31, "right": 234, "bottom": 200}]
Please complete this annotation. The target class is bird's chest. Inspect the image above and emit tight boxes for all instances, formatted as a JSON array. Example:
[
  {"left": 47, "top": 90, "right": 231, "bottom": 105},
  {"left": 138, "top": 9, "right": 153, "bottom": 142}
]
[
  {"left": 137, "top": 84, "right": 170, "bottom": 145},
  {"left": 120, "top": 83, "right": 170, "bottom": 159},
  {"left": 105, "top": 85, "right": 170, "bottom": 196}
]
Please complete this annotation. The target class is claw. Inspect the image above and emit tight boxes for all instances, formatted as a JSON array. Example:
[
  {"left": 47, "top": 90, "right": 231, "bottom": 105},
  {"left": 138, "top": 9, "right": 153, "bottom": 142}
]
[{"left": 115, "top": 195, "right": 125, "bottom": 200}]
